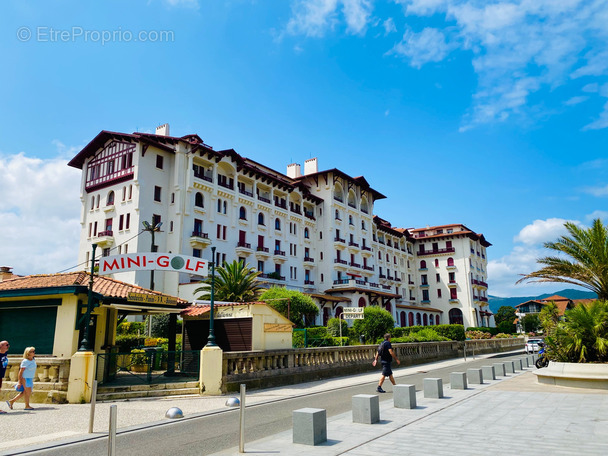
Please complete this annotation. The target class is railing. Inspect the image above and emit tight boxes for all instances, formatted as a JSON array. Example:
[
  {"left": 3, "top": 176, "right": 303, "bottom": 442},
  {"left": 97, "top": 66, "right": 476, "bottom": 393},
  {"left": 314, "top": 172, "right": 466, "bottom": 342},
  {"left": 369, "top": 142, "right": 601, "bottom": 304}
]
[
  {"left": 304, "top": 280, "right": 315, "bottom": 285},
  {"left": 417, "top": 247, "right": 455, "bottom": 256},
  {"left": 238, "top": 188, "right": 253, "bottom": 197},
  {"left": 350, "top": 262, "right": 361, "bottom": 268},
  {"left": 194, "top": 171, "right": 213, "bottom": 182},
  {"left": 290, "top": 206, "right": 302, "bottom": 215},
  {"left": 273, "top": 250, "right": 285, "bottom": 256},
  {"left": 256, "top": 246, "right": 269, "bottom": 253},
  {"left": 95, "top": 350, "right": 200, "bottom": 386},
  {"left": 259, "top": 273, "right": 285, "bottom": 281},
  {"left": 3, "top": 356, "right": 71, "bottom": 403},
  {"left": 304, "top": 211, "right": 315, "bottom": 220},
  {"left": 361, "top": 246, "right": 371, "bottom": 251},
  {"left": 237, "top": 241, "right": 251, "bottom": 249},
  {"left": 348, "top": 242, "right": 359, "bottom": 247},
  {"left": 98, "top": 230, "right": 113, "bottom": 237},
  {"left": 192, "top": 231, "right": 209, "bottom": 238},
  {"left": 334, "top": 259, "right": 347, "bottom": 265},
  {"left": 221, "top": 338, "right": 525, "bottom": 390},
  {"left": 218, "top": 181, "right": 234, "bottom": 190},
  {"left": 274, "top": 200, "right": 287, "bottom": 209},
  {"left": 334, "top": 237, "right": 345, "bottom": 243},
  {"left": 304, "top": 257, "right": 314, "bottom": 262},
  {"left": 257, "top": 195, "right": 271, "bottom": 203}
]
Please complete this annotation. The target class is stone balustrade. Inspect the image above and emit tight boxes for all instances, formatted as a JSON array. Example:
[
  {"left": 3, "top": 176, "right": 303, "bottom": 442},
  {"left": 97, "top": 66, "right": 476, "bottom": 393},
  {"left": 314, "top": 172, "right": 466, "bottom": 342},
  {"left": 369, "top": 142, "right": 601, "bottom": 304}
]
[{"left": 1, "top": 356, "right": 71, "bottom": 403}]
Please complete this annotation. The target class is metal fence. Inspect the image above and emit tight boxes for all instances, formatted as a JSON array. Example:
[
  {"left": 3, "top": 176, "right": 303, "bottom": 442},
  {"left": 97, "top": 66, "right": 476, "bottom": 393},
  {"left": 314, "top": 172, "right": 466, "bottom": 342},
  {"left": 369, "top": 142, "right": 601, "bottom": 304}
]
[{"left": 96, "top": 350, "right": 200, "bottom": 386}]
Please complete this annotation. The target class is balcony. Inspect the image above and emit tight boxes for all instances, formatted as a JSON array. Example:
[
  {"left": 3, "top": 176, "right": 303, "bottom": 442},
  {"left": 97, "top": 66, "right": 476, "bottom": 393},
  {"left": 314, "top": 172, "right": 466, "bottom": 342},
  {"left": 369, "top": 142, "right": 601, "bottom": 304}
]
[
  {"left": 236, "top": 241, "right": 253, "bottom": 255},
  {"left": 417, "top": 247, "right": 455, "bottom": 256},
  {"left": 274, "top": 200, "right": 287, "bottom": 210},
  {"left": 273, "top": 250, "right": 286, "bottom": 263},
  {"left": 349, "top": 262, "right": 361, "bottom": 268},
  {"left": 259, "top": 273, "right": 285, "bottom": 281},
  {"left": 238, "top": 188, "right": 253, "bottom": 197},
  {"left": 448, "top": 280, "right": 457, "bottom": 287},
  {"left": 361, "top": 245, "right": 371, "bottom": 251},
  {"left": 304, "top": 280, "right": 315, "bottom": 286},
  {"left": 334, "top": 237, "right": 346, "bottom": 250},
  {"left": 290, "top": 205, "right": 302, "bottom": 215},
  {"left": 255, "top": 246, "right": 270, "bottom": 259},
  {"left": 190, "top": 231, "right": 211, "bottom": 248},
  {"left": 193, "top": 168, "right": 213, "bottom": 182},
  {"left": 348, "top": 241, "right": 359, "bottom": 248},
  {"left": 303, "top": 256, "right": 315, "bottom": 265},
  {"left": 479, "top": 296, "right": 488, "bottom": 302},
  {"left": 304, "top": 210, "right": 316, "bottom": 220},
  {"left": 363, "top": 265, "right": 374, "bottom": 271},
  {"left": 420, "top": 282, "right": 429, "bottom": 288},
  {"left": 96, "top": 230, "right": 114, "bottom": 247},
  {"left": 257, "top": 194, "right": 271, "bottom": 204},
  {"left": 379, "top": 273, "right": 386, "bottom": 279},
  {"left": 218, "top": 181, "right": 234, "bottom": 190}
]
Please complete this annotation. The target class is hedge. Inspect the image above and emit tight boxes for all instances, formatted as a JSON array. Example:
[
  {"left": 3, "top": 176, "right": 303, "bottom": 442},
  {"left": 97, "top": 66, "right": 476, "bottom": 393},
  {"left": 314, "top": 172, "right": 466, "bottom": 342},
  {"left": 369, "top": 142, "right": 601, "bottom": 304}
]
[
  {"left": 466, "top": 326, "right": 498, "bottom": 336},
  {"left": 391, "top": 324, "right": 465, "bottom": 341}
]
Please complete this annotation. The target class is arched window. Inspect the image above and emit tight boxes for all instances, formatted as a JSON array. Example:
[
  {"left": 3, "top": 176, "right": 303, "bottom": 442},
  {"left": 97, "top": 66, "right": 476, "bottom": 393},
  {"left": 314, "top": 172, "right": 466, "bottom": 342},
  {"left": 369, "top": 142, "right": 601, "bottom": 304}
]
[
  {"left": 394, "top": 256, "right": 397, "bottom": 264},
  {"left": 275, "top": 218, "right": 281, "bottom": 230},
  {"left": 420, "top": 260, "right": 427, "bottom": 269},
  {"left": 449, "top": 308, "right": 464, "bottom": 325},
  {"left": 239, "top": 206, "right": 247, "bottom": 220},
  {"left": 361, "top": 220, "right": 366, "bottom": 230},
  {"left": 386, "top": 254, "right": 389, "bottom": 261},
  {"left": 217, "top": 199, "right": 222, "bottom": 212},
  {"left": 258, "top": 213, "right": 265, "bottom": 225},
  {"left": 335, "top": 306, "right": 343, "bottom": 318},
  {"left": 416, "top": 313, "right": 421, "bottom": 326},
  {"left": 122, "top": 186, "right": 126, "bottom": 201},
  {"left": 195, "top": 192, "right": 204, "bottom": 208},
  {"left": 423, "top": 314, "right": 428, "bottom": 326},
  {"left": 435, "top": 259, "right": 439, "bottom": 267},
  {"left": 106, "top": 191, "right": 114, "bottom": 206},
  {"left": 90, "top": 196, "right": 95, "bottom": 210},
  {"left": 223, "top": 201, "right": 227, "bottom": 214},
  {"left": 436, "top": 315, "right": 440, "bottom": 325},
  {"left": 408, "top": 313, "right": 414, "bottom": 326},
  {"left": 323, "top": 307, "right": 330, "bottom": 326},
  {"left": 304, "top": 227, "right": 309, "bottom": 238},
  {"left": 447, "top": 257, "right": 455, "bottom": 267},
  {"left": 385, "top": 302, "right": 392, "bottom": 313},
  {"left": 335, "top": 209, "right": 340, "bottom": 220},
  {"left": 96, "top": 195, "right": 100, "bottom": 208},
  {"left": 349, "top": 215, "right": 353, "bottom": 225},
  {"left": 400, "top": 312, "right": 406, "bottom": 327},
  {"left": 429, "top": 314, "right": 434, "bottom": 325},
  {"left": 358, "top": 297, "right": 366, "bottom": 308}
]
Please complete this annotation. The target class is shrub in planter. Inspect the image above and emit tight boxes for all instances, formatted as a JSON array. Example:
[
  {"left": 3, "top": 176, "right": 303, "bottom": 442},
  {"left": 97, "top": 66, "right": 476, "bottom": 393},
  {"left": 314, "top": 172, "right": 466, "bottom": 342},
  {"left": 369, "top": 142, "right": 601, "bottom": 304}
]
[
  {"left": 466, "top": 330, "right": 492, "bottom": 340},
  {"left": 116, "top": 334, "right": 146, "bottom": 352},
  {"left": 130, "top": 349, "right": 148, "bottom": 372},
  {"left": 495, "top": 333, "right": 511, "bottom": 338},
  {"left": 466, "top": 326, "right": 498, "bottom": 336}
]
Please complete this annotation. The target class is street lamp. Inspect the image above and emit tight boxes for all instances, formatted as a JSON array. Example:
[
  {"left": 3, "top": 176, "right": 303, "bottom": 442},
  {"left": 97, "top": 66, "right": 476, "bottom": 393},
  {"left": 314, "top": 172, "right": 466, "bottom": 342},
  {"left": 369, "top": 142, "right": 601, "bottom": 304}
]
[
  {"left": 79, "top": 243, "right": 98, "bottom": 351},
  {"left": 206, "top": 246, "right": 217, "bottom": 347},
  {"left": 142, "top": 221, "right": 162, "bottom": 337}
]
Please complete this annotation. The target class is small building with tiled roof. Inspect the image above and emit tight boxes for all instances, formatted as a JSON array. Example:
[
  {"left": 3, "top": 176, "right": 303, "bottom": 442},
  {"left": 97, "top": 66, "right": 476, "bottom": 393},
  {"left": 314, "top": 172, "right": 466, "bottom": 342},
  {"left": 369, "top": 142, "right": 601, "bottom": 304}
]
[
  {"left": 0, "top": 271, "right": 187, "bottom": 357},
  {"left": 514, "top": 294, "right": 580, "bottom": 332},
  {"left": 181, "top": 301, "right": 293, "bottom": 351}
]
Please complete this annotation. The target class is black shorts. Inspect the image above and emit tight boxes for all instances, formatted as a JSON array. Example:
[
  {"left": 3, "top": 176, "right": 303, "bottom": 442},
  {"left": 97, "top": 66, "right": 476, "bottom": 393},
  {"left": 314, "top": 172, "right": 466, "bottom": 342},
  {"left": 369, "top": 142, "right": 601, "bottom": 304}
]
[{"left": 381, "top": 362, "right": 393, "bottom": 377}]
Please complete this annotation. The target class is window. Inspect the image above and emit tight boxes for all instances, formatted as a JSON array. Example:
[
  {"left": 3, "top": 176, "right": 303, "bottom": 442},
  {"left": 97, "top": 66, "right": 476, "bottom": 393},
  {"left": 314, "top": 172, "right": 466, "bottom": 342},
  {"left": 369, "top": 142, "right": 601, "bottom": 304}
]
[
  {"left": 154, "top": 186, "right": 162, "bottom": 202},
  {"left": 156, "top": 154, "right": 164, "bottom": 169},
  {"left": 304, "top": 227, "right": 309, "bottom": 238},
  {"left": 88, "top": 223, "right": 92, "bottom": 237},
  {"left": 320, "top": 252, "right": 324, "bottom": 260},
  {"left": 128, "top": 185, "right": 132, "bottom": 200},
  {"left": 257, "top": 261, "right": 264, "bottom": 272},
  {"left": 193, "top": 248, "right": 202, "bottom": 258},
  {"left": 119, "top": 215, "right": 124, "bottom": 231},
  {"left": 437, "top": 289, "right": 442, "bottom": 298},
  {"left": 195, "top": 192, "right": 204, "bottom": 208},
  {"left": 275, "top": 218, "right": 281, "bottom": 230},
  {"left": 258, "top": 213, "right": 265, "bottom": 225},
  {"left": 217, "top": 199, "right": 222, "bottom": 213},
  {"left": 434, "top": 259, "right": 439, "bottom": 267},
  {"left": 93, "top": 221, "right": 98, "bottom": 236},
  {"left": 349, "top": 215, "right": 353, "bottom": 225},
  {"left": 152, "top": 214, "right": 161, "bottom": 228},
  {"left": 194, "top": 219, "right": 203, "bottom": 236},
  {"left": 103, "top": 248, "right": 110, "bottom": 257},
  {"left": 450, "top": 288, "right": 458, "bottom": 300},
  {"left": 421, "top": 274, "right": 428, "bottom": 285},
  {"left": 239, "top": 206, "right": 247, "bottom": 220},
  {"left": 446, "top": 240, "right": 452, "bottom": 249},
  {"left": 90, "top": 196, "right": 94, "bottom": 210},
  {"left": 449, "top": 272, "right": 455, "bottom": 282},
  {"left": 420, "top": 260, "right": 427, "bottom": 269},
  {"left": 361, "top": 220, "right": 366, "bottom": 230},
  {"left": 423, "top": 314, "right": 428, "bottom": 326},
  {"left": 447, "top": 257, "right": 455, "bottom": 267},
  {"left": 170, "top": 221, "right": 173, "bottom": 232},
  {"left": 125, "top": 213, "right": 130, "bottom": 229},
  {"left": 96, "top": 195, "right": 100, "bottom": 208},
  {"left": 275, "top": 240, "right": 281, "bottom": 252},
  {"left": 430, "top": 315, "right": 434, "bottom": 325},
  {"left": 171, "top": 193, "right": 175, "bottom": 204},
  {"left": 107, "top": 191, "right": 114, "bottom": 206},
  {"left": 105, "top": 218, "right": 113, "bottom": 232},
  {"left": 335, "top": 209, "right": 340, "bottom": 220},
  {"left": 436, "top": 273, "right": 440, "bottom": 282},
  {"left": 223, "top": 201, "right": 227, "bottom": 214},
  {"left": 122, "top": 187, "right": 126, "bottom": 201}
]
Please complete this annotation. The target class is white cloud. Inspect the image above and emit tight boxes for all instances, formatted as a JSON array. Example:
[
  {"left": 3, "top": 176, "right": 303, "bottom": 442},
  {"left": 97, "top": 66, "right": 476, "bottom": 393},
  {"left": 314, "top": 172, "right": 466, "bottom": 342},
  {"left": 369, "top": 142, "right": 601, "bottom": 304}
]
[
  {"left": 342, "top": 0, "right": 373, "bottom": 35},
  {"left": 383, "top": 17, "right": 397, "bottom": 35},
  {"left": 586, "top": 210, "right": 608, "bottom": 222},
  {"left": 287, "top": 0, "right": 376, "bottom": 37},
  {"left": 390, "top": 27, "right": 453, "bottom": 68},
  {"left": 564, "top": 95, "right": 588, "bottom": 106},
  {"left": 513, "top": 218, "right": 578, "bottom": 245},
  {"left": 0, "top": 149, "right": 82, "bottom": 276},
  {"left": 583, "top": 183, "right": 608, "bottom": 196}
]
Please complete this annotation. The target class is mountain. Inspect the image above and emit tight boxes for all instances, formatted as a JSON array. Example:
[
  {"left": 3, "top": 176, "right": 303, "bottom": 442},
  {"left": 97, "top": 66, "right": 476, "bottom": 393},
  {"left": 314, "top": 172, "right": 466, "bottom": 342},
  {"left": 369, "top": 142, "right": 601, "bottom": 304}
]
[{"left": 488, "top": 289, "right": 597, "bottom": 314}]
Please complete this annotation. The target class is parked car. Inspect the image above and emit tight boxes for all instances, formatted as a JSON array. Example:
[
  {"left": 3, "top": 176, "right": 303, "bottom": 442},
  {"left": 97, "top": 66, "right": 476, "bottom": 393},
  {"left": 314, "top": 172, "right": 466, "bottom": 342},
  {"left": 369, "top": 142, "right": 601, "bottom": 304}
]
[{"left": 525, "top": 338, "right": 544, "bottom": 353}]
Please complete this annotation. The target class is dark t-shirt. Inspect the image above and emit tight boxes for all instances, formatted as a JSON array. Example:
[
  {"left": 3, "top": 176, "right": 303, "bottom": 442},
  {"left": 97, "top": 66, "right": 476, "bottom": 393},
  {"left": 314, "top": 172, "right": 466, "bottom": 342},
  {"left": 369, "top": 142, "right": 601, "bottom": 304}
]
[
  {"left": 379, "top": 340, "right": 392, "bottom": 363},
  {"left": 0, "top": 352, "right": 8, "bottom": 378}
]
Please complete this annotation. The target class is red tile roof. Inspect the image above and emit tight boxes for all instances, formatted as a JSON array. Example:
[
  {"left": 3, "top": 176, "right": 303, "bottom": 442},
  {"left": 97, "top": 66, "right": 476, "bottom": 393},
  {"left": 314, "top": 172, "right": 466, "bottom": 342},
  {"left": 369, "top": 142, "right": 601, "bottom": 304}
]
[{"left": 0, "top": 271, "right": 187, "bottom": 304}]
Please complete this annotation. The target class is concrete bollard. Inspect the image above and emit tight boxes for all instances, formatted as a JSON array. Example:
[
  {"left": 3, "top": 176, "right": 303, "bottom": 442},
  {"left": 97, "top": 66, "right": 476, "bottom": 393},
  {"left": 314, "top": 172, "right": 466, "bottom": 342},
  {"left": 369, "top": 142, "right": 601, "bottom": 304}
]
[
  {"left": 424, "top": 378, "right": 444, "bottom": 398},
  {"left": 450, "top": 372, "right": 467, "bottom": 390},
  {"left": 293, "top": 408, "right": 327, "bottom": 445},
  {"left": 467, "top": 368, "right": 483, "bottom": 384},
  {"left": 352, "top": 394, "right": 380, "bottom": 424},
  {"left": 514, "top": 359, "right": 523, "bottom": 371},
  {"left": 528, "top": 355, "right": 535, "bottom": 366},
  {"left": 521, "top": 357, "right": 530, "bottom": 368},
  {"left": 493, "top": 363, "right": 506, "bottom": 377},
  {"left": 505, "top": 361, "right": 515, "bottom": 373},
  {"left": 394, "top": 384, "right": 417, "bottom": 409},
  {"left": 482, "top": 365, "right": 496, "bottom": 381}
]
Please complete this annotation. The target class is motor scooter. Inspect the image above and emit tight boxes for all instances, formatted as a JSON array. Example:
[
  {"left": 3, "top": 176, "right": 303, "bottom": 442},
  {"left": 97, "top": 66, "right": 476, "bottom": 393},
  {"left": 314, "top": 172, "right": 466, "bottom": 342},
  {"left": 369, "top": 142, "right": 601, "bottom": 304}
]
[{"left": 535, "top": 344, "right": 549, "bottom": 368}]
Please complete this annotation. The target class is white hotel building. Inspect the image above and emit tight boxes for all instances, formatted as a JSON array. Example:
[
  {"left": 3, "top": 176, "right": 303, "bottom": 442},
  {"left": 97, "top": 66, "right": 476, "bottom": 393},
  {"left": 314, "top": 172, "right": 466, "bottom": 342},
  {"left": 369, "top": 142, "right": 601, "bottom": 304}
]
[{"left": 69, "top": 125, "right": 493, "bottom": 329}]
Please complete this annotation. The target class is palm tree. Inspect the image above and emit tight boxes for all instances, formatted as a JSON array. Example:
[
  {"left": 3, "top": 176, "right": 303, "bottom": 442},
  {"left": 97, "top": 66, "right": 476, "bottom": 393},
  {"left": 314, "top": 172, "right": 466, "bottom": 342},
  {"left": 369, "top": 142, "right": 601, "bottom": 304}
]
[
  {"left": 517, "top": 218, "right": 608, "bottom": 300},
  {"left": 195, "top": 260, "right": 263, "bottom": 302}
]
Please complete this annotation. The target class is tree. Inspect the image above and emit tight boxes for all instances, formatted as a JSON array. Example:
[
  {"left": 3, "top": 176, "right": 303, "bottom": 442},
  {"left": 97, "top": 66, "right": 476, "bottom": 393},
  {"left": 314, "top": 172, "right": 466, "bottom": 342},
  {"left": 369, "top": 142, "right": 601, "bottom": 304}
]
[
  {"left": 544, "top": 300, "right": 608, "bottom": 363},
  {"left": 539, "top": 301, "right": 559, "bottom": 335},
  {"left": 521, "top": 314, "right": 541, "bottom": 333},
  {"left": 496, "top": 320, "right": 516, "bottom": 334},
  {"left": 194, "top": 260, "right": 263, "bottom": 302},
  {"left": 352, "top": 306, "right": 395, "bottom": 343},
  {"left": 494, "top": 306, "right": 516, "bottom": 325},
  {"left": 259, "top": 287, "right": 319, "bottom": 328},
  {"left": 517, "top": 218, "right": 608, "bottom": 300},
  {"left": 327, "top": 317, "right": 347, "bottom": 337}
]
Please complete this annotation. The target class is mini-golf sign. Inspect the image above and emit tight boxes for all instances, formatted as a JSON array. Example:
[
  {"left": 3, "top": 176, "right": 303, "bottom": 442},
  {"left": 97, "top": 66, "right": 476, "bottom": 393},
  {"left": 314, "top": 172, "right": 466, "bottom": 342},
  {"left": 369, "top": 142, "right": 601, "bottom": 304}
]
[
  {"left": 342, "top": 307, "right": 364, "bottom": 319},
  {"left": 98, "top": 253, "right": 208, "bottom": 276},
  {"left": 128, "top": 292, "right": 178, "bottom": 306}
]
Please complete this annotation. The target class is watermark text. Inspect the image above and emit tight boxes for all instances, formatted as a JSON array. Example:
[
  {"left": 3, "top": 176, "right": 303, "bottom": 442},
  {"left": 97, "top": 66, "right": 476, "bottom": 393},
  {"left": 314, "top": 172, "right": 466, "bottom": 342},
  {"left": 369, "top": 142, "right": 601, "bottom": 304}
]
[{"left": 17, "top": 26, "right": 174, "bottom": 45}]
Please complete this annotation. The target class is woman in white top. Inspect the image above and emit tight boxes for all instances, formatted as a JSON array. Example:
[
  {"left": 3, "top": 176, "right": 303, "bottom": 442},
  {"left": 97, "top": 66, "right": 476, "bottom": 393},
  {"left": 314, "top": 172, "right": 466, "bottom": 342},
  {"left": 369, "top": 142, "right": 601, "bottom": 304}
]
[{"left": 6, "top": 346, "right": 36, "bottom": 410}]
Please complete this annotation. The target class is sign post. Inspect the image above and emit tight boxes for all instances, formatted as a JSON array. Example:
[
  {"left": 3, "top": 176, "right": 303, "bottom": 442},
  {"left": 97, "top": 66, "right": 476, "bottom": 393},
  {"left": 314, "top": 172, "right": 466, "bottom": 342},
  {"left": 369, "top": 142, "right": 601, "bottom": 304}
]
[{"left": 339, "top": 307, "right": 364, "bottom": 345}]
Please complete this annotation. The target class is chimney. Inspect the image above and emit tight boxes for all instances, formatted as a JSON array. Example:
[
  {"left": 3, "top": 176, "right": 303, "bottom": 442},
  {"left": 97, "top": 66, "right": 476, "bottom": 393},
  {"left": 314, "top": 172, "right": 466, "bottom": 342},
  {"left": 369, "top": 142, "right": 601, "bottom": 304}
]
[
  {"left": 286, "top": 163, "right": 302, "bottom": 178},
  {"left": 304, "top": 157, "right": 318, "bottom": 175},
  {"left": 0, "top": 266, "right": 14, "bottom": 282},
  {"left": 156, "top": 123, "right": 170, "bottom": 136}
]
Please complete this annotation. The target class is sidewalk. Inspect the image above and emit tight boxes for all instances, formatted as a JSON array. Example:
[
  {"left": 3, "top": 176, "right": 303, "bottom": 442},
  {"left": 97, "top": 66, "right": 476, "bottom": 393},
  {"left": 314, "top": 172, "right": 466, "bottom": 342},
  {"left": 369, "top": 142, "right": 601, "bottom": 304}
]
[{"left": 1, "top": 352, "right": 607, "bottom": 455}]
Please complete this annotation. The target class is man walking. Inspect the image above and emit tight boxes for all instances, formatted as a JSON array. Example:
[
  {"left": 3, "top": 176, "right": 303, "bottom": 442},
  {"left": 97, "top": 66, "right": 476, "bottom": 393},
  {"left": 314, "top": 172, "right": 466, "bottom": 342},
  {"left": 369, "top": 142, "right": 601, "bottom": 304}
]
[
  {"left": 372, "top": 333, "right": 400, "bottom": 393},
  {"left": 0, "top": 340, "right": 8, "bottom": 413}
]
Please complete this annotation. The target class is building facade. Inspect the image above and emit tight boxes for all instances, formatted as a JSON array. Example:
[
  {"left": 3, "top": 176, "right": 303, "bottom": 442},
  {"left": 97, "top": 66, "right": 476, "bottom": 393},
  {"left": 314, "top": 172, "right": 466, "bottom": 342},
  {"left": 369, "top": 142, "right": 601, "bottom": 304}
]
[{"left": 69, "top": 124, "right": 493, "bottom": 329}]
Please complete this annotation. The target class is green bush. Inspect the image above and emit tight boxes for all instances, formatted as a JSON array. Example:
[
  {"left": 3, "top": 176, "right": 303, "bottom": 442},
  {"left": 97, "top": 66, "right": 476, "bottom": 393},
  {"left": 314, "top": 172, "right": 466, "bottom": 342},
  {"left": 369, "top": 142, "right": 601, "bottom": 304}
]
[
  {"left": 352, "top": 306, "right": 395, "bottom": 343},
  {"left": 117, "top": 321, "right": 145, "bottom": 335},
  {"left": 392, "top": 328, "right": 449, "bottom": 343},
  {"left": 116, "top": 334, "right": 146, "bottom": 352},
  {"left": 495, "top": 333, "right": 511, "bottom": 338},
  {"left": 391, "top": 324, "right": 464, "bottom": 341},
  {"left": 466, "top": 330, "right": 492, "bottom": 340},
  {"left": 466, "top": 326, "right": 498, "bottom": 336},
  {"left": 130, "top": 349, "right": 146, "bottom": 365},
  {"left": 496, "top": 320, "right": 516, "bottom": 334},
  {"left": 327, "top": 317, "right": 348, "bottom": 337}
]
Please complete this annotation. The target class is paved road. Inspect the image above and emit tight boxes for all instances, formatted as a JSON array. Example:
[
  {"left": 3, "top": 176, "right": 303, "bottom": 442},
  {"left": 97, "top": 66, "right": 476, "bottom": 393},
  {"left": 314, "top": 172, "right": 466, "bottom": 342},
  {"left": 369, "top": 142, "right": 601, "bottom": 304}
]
[{"left": 12, "top": 352, "right": 526, "bottom": 456}]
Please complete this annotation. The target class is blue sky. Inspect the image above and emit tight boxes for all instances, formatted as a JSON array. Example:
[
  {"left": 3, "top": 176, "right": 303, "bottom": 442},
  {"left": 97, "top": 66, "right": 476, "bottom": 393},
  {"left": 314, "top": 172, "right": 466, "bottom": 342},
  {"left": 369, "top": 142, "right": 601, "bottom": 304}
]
[{"left": 1, "top": 0, "right": 608, "bottom": 297}]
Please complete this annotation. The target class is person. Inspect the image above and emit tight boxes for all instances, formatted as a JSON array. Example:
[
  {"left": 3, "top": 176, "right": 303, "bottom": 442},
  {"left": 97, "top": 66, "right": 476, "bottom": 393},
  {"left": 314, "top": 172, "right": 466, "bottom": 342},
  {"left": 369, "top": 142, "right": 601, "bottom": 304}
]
[
  {"left": 0, "top": 341, "right": 8, "bottom": 414},
  {"left": 372, "top": 333, "right": 400, "bottom": 393},
  {"left": 6, "top": 346, "right": 36, "bottom": 411}
]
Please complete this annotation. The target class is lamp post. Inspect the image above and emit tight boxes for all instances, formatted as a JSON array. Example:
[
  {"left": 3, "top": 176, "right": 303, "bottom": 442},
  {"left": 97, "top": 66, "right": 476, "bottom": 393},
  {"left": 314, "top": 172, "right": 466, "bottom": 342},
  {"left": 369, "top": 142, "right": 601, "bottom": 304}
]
[
  {"left": 79, "top": 243, "right": 98, "bottom": 351},
  {"left": 206, "top": 246, "right": 217, "bottom": 347},
  {"left": 142, "top": 221, "right": 162, "bottom": 337}
]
